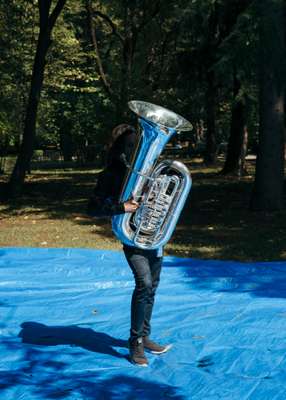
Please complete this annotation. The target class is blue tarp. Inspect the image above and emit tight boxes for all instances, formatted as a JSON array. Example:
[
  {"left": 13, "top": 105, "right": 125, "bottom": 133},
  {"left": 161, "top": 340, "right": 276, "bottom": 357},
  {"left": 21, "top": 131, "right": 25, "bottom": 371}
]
[{"left": 1, "top": 247, "right": 286, "bottom": 399}]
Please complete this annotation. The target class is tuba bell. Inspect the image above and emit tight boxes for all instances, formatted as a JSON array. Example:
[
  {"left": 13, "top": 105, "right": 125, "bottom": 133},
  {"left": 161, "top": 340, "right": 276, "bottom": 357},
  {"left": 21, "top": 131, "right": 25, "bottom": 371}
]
[{"left": 112, "top": 100, "right": 192, "bottom": 249}]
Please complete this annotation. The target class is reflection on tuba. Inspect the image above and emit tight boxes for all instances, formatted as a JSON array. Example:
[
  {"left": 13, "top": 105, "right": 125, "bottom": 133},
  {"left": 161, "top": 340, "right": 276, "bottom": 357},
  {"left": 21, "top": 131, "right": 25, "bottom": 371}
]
[{"left": 112, "top": 100, "right": 192, "bottom": 249}]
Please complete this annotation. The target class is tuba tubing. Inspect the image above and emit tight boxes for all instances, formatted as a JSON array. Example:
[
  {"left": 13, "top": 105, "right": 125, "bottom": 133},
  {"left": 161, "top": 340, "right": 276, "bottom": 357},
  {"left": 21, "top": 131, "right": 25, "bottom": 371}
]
[{"left": 112, "top": 100, "right": 192, "bottom": 250}]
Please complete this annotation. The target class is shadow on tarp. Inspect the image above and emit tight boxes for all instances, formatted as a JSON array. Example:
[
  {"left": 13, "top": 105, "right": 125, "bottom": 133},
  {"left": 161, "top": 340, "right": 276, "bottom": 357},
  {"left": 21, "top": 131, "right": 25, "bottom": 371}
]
[
  {"left": 0, "top": 322, "right": 187, "bottom": 399},
  {"left": 0, "top": 344, "right": 184, "bottom": 400},
  {"left": 0, "top": 370, "right": 185, "bottom": 400},
  {"left": 0, "top": 374, "right": 185, "bottom": 400},
  {"left": 18, "top": 322, "right": 127, "bottom": 359},
  {"left": 2, "top": 248, "right": 286, "bottom": 399},
  {"left": 164, "top": 257, "right": 286, "bottom": 299}
]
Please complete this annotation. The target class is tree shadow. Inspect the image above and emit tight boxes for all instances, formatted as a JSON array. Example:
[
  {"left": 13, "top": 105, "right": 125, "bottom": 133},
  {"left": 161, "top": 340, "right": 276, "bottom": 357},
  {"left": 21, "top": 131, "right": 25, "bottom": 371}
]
[
  {"left": 0, "top": 368, "right": 186, "bottom": 400},
  {"left": 0, "top": 172, "right": 98, "bottom": 219},
  {"left": 163, "top": 257, "right": 286, "bottom": 299},
  {"left": 171, "top": 176, "right": 286, "bottom": 260},
  {"left": 18, "top": 322, "right": 128, "bottom": 359},
  {"left": 74, "top": 374, "right": 186, "bottom": 400},
  {"left": 0, "top": 323, "right": 186, "bottom": 399},
  {"left": 1, "top": 163, "right": 285, "bottom": 261}
]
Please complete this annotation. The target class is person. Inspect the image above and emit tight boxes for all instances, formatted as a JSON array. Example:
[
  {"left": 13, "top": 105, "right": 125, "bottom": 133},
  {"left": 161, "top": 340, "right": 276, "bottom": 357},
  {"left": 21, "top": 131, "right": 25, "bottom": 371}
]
[{"left": 88, "top": 124, "right": 171, "bottom": 367}]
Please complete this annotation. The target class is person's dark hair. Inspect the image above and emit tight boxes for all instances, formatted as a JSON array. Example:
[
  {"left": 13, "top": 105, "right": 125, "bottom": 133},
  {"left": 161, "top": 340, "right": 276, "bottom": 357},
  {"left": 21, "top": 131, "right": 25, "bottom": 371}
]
[{"left": 106, "top": 124, "right": 137, "bottom": 166}]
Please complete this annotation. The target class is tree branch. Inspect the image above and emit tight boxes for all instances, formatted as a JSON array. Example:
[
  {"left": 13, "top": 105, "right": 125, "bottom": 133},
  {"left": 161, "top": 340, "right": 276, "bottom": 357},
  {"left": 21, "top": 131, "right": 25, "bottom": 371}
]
[
  {"left": 92, "top": 10, "right": 124, "bottom": 44},
  {"left": 48, "top": 0, "right": 67, "bottom": 29},
  {"left": 137, "top": 0, "right": 161, "bottom": 32},
  {"left": 86, "top": 1, "right": 113, "bottom": 98}
]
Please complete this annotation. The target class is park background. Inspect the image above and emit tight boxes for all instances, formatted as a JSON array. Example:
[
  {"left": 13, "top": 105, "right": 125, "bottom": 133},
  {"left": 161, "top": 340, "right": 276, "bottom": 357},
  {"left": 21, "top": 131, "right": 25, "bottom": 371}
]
[
  {"left": 1, "top": 2, "right": 286, "bottom": 399},
  {"left": 0, "top": 0, "right": 285, "bottom": 261}
]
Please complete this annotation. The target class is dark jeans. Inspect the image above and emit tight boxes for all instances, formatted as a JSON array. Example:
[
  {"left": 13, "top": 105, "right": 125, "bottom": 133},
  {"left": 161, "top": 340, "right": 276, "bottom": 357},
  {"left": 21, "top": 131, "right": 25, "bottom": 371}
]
[{"left": 123, "top": 245, "right": 163, "bottom": 342}]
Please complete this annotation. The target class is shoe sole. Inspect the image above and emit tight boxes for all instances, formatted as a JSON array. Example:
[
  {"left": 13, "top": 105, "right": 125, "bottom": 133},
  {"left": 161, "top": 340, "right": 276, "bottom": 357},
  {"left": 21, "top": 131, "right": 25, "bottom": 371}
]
[
  {"left": 130, "top": 360, "right": 148, "bottom": 367},
  {"left": 148, "top": 344, "right": 173, "bottom": 355}
]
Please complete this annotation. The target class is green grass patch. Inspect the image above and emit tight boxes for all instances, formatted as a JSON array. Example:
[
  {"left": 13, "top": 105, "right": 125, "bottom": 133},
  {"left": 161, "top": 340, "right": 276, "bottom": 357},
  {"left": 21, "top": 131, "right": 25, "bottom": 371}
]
[{"left": 0, "top": 159, "right": 285, "bottom": 261}]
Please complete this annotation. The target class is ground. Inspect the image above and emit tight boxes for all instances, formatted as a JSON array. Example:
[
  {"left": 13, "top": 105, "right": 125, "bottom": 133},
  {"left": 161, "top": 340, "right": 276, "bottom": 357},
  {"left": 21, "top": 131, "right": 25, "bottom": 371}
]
[{"left": 0, "top": 157, "right": 285, "bottom": 261}]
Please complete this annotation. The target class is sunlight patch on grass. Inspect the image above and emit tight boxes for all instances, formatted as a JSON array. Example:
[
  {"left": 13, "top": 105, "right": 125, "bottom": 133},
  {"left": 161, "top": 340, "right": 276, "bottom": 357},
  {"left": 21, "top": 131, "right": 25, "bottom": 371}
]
[
  {"left": 29, "top": 167, "right": 102, "bottom": 176},
  {"left": 196, "top": 245, "right": 222, "bottom": 254},
  {"left": 0, "top": 217, "right": 120, "bottom": 250},
  {"left": 1, "top": 159, "right": 285, "bottom": 261},
  {"left": 281, "top": 251, "right": 286, "bottom": 259},
  {"left": 166, "top": 242, "right": 222, "bottom": 259}
]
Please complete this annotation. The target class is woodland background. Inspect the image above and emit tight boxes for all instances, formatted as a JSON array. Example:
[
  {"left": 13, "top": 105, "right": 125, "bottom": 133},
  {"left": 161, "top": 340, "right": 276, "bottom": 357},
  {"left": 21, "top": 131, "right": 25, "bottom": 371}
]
[{"left": 0, "top": 0, "right": 285, "bottom": 260}]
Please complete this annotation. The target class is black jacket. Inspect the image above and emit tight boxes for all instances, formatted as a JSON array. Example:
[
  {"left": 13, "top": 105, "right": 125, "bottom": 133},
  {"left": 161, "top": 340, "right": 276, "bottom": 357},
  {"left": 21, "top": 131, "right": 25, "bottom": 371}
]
[
  {"left": 87, "top": 158, "right": 164, "bottom": 257},
  {"left": 87, "top": 160, "right": 127, "bottom": 217}
]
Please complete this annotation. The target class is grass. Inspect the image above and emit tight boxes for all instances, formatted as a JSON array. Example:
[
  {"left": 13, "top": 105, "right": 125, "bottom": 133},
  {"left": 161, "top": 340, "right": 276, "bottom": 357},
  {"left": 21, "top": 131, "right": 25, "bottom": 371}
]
[{"left": 0, "top": 158, "right": 285, "bottom": 261}]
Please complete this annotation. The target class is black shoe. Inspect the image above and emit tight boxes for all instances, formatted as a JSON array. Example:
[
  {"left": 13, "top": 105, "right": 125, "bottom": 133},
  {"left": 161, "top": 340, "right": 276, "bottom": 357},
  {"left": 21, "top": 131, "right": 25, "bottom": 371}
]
[
  {"left": 143, "top": 336, "right": 172, "bottom": 354},
  {"left": 128, "top": 337, "right": 148, "bottom": 367}
]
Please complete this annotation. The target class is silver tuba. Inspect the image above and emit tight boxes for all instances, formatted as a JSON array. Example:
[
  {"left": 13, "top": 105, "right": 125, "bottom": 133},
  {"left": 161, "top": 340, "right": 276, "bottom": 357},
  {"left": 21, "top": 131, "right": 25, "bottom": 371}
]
[{"left": 112, "top": 100, "right": 192, "bottom": 249}]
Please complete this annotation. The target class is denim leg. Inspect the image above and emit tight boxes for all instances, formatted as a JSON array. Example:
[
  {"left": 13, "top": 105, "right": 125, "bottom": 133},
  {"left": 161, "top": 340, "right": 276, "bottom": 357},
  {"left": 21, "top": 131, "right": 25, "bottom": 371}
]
[
  {"left": 142, "top": 255, "right": 162, "bottom": 337},
  {"left": 124, "top": 247, "right": 163, "bottom": 341}
]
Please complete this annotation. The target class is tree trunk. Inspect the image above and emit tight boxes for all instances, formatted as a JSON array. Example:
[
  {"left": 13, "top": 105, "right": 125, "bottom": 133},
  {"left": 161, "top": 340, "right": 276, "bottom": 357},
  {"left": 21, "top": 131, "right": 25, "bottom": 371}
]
[
  {"left": 118, "top": 4, "right": 137, "bottom": 121},
  {"left": 202, "top": 1, "right": 220, "bottom": 165},
  {"left": 250, "top": 0, "right": 285, "bottom": 210},
  {"left": 202, "top": 0, "right": 254, "bottom": 165},
  {"left": 222, "top": 73, "right": 248, "bottom": 176},
  {"left": 86, "top": 0, "right": 114, "bottom": 99},
  {"left": 8, "top": 0, "right": 66, "bottom": 197},
  {"left": 204, "top": 69, "right": 217, "bottom": 164}
]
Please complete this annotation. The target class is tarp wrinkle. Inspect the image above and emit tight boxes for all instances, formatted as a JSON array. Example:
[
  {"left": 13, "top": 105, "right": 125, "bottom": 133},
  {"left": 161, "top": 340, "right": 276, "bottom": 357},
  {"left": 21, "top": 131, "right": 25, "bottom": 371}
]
[{"left": 0, "top": 247, "right": 286, "bottom": 399}]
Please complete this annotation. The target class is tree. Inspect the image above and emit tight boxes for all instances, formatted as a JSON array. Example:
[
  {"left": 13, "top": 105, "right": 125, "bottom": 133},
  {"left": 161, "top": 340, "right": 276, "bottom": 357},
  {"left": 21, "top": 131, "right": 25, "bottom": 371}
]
[
  {"left": 174, "top": 0, "right": 254, "bottom": 165},
  {"left": 250, "top": 0, "right": 285, "bottom": 210},
  {"left": 86, "top": 1, "right": 162, "bottom": 115},
  {"left": 8, "top": 0, "right": 67, "bottom": 197},
  {"left": 218, "top": 0, "right": 256, "bottom": 175},
  {"left": 0, "top": 1, "right": 37, "bottom": 154},
  {"left": 221, "top": 71, "right": 249, "bottom": 176}
]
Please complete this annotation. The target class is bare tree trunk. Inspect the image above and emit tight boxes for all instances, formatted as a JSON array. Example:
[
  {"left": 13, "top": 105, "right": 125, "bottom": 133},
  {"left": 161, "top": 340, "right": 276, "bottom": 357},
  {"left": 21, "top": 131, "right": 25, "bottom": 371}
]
[
  {"left": 222, "top": 73, "right": 248, "bottom": 176},
  {"left": 8, "top": 0, "right": 67, "bottom": 197},
  {"left": 250, "top": 0, "right": 285, "bottom": 210},
  {"left": 204, "top": 69, "right": 217, "bottom": 164},
  {"left": 202, "top": 0, "right": 253, "bottom": 166},
  {"left": 86, "top": 0, "right": 114, "bottom": 99},
  {"left": 203, "top": 1, "right": 219, "bottom": 165},
  {"left": 118, "top": 3, "right": 136, "bottom": 120}
]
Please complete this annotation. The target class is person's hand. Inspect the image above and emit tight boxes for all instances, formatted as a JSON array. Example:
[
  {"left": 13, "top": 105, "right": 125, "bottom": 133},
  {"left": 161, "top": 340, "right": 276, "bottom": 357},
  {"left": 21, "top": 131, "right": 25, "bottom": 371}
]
[{"left": 123, "top": 199, "right": 139, "bottom": 213}]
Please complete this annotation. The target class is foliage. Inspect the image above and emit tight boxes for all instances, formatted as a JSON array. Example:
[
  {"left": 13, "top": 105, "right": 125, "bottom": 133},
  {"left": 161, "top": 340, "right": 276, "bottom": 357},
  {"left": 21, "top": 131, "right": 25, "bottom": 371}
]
[
  {"left": 0, "top": 160, "right": 285, "bottom": 260},
  {"left": 0, "top": 0, "right": 262, "bottom": 150},
  {"left": 0, "top": 0, "right": 37, "bottom": 151},
  {"left": 0, "top": 0, "right": 285, "bottom": 207}
]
